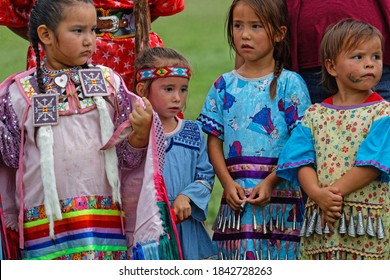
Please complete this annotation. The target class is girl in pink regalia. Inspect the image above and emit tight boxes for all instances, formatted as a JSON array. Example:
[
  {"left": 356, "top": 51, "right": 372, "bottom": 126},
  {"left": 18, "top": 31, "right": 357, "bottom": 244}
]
[{"left": 0, "top": 0, "right": 180, "bottom": 260}]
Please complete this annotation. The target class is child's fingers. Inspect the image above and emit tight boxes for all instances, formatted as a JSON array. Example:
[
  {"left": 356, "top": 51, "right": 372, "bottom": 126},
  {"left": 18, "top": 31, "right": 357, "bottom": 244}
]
[
  {"left": 141, "top": 97, "right": 153, "bottom": 113},
  {"left": 237, "top": 186, "right": 246, "bottom": 200}
]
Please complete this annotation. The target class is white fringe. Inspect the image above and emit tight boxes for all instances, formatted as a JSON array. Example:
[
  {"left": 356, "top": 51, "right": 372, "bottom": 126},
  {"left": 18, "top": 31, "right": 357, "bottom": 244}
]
[
  {"left": 94, "top": 96, "right": 121, "bottom": 205},
  {"left": 37, "top": 126, "right": 62, "bottom": 240}
]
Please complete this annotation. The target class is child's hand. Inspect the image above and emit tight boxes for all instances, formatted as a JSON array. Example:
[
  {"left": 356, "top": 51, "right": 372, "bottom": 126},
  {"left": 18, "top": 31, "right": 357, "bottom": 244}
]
[
  {"left": 246, "top": 182, "right": 272, "bottom": 207},
  {"left": 314, "top": 186, "right": 343, "bottom": 213},
  {"left": 224, "top": 181, "right": 246, "bottom": 211},
  {"left": 128, "top": 97, "right": 153, "bottom": 148},
  {"left": 172, "top": 194, "right": 191, "bottom": 221},
  {"left": 321, "top": 210, "right": 342, "bottom": 231}
]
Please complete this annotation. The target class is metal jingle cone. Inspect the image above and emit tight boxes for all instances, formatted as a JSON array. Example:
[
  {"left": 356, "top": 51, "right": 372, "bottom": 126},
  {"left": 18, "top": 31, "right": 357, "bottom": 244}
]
[
  {"left": 219, "top": 250, "right": 224, "bottom": 260},
  {"left": 222, "top": 215, "right": 228, "bottom": 232},
  {"left": 306, "top": 208, "right": 317, "bottom": 236},
  {"left": 263, "top": 218, "right": 268, "bottom": 234},
  {"left": 232, "top": 211, "right": 236, "bottom": 230},
  {"left": 262, "top": 208, "right": 268, "bottom": 234},
  {"left": 348, "top": 214, "right": 356, "bottom": 237},
  {"left": 218, "top": 241, "right": 224, "bottom": 260},
  {"left": 293, "top": 208, "right": 297, "bottom": 231},
  {"left": 280, "top": 214, "right": 285, "bottom": 232},
  {"left": 269, "top": 215, "right": 274, "bottom": 232},
  {"left": 235, "top": 248, "right": 239, "bottom": 260},
  {"left": 323, "top": 222, "right": 330, "bottom": 234},
  {"left": 280, "top": 204, "right": 286, "bottom": 232},
  {"left": 366, "top": 214, "right": 376, "bottom": 237},
  {"left": 299, "top": 215, "right": 307, "bottom": 237},
  {"left": 236, "top": 213, "right": 241, "bottom": 231},
  {"left": 356, "top": 210, "right": 365, "bottom": 236},
  {"left": 236, "top": 240, "right": 241, "bottom": 260},
  {"left": 285, "top": 241, "right": 289, "bottom": 260},
  {"left": 339, "top": 211, "right": 347, "bottom": 234},
  {"left": 377, "top": 216, "right": 385, "bottom": 240},
  {"left": 315, "top": 209, "right": 323, "bottom": 235},
  {"left": 259, "top": 240, "right": 263, "bottom": 260},
  {"left": 215, "top": 207, "right": 223, "bottom": 230},
  {"left": 253, "top": 209, "right": 257, "bottom": 230},
  {"left": 253, "top": 239, "right": 258, "bottom": 260},
  {"left": 267, "top": 246, "right": 271, "bottom": 260},
  {"left": 227, "top": 208, "right": 232, "bottom": 230}
]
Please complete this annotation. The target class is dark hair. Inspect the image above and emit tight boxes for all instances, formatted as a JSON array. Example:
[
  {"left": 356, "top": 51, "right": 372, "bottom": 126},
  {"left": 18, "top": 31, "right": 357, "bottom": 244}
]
[
  {"left": 134, "top": 47, "right": 191, "bottom": 93},
  {"left": 320, "top": 18, "right": 384, "bottom": 94},
  {"left": 28, "top": 0, "right": 94, "bottom": 94},
  {"left": 226, "top": 0, "right": 290, "bottom": 99}
]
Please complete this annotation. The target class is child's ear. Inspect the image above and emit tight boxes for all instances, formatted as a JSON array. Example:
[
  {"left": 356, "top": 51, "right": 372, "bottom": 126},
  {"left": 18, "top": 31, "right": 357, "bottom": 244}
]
[
  {"left": 325, "top": 59, "right": 337, "bottom": 77},
  {"left": 37, "top": 25, "right": 53, "bottom": 45},
  {"left": 135, "top": 82, "right": 146, "bottom": 97},
  {"left": 275, "top": 26, "right": 287, "bottom": 43}
]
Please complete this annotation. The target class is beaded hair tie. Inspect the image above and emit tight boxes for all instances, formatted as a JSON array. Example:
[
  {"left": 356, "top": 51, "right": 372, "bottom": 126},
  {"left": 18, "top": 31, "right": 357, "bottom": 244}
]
[{"left": 136, "top": 66, "right": 191, "bottom": 83}]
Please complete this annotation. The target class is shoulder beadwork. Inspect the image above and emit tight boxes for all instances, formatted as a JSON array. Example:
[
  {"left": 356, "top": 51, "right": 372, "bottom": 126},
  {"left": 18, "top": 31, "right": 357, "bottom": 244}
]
[{"left": 172, "top": 120, "right": 202, "bottom": 150}]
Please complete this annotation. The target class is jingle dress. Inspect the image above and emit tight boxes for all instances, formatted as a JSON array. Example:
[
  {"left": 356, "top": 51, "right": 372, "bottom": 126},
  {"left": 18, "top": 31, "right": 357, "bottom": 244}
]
[
  {"left": 197, "top": 69, "right": 311, "bottom": 260},
  {"left": 0, "top": 0, "right": 185, "bottom": 89},
  {"left": 0, "top": 65, "right": 149, "bottom": 260},
  {"left": 163, "top": 118, "right": 216, "bottom": 259},
  {"left": 277, "top": 93, "right": 390, "bottom": 260}
]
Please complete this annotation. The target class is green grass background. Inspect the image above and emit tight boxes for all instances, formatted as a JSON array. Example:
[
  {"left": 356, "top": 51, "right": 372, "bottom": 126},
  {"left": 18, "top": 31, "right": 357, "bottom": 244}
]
[{"left": 0, "top": 0, "right": 233, "bottom": 231}]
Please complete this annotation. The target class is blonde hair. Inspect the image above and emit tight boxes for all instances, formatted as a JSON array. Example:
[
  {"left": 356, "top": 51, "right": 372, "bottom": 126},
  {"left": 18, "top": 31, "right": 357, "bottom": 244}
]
[{"left": 320, "top": 18, "right": 383, "bottom": 93}]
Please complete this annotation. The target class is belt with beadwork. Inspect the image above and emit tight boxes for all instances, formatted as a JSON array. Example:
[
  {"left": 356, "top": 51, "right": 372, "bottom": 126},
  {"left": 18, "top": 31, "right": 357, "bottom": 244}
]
[{"left": 96, "top": 8, "right": 151, "bottom": 38}]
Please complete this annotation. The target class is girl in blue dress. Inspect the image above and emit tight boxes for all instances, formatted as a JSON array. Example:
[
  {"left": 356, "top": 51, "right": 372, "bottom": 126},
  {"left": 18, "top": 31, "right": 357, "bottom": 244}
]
[
  {"left": 197, "top": 0, "right": 311, "bottom": 259},
  {"left": 134, "top": 47, "right": 216, "bottom": 259}
]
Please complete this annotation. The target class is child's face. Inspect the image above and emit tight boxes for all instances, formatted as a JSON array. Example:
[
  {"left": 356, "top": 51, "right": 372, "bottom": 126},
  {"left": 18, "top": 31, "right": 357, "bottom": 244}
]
[
  {"left": 330, "top": 37, "right": 383, "bottom": 94},
  {"left": 232, "top": 2, "right": 274, "bottom": 65},
  {"left": 44, "top": 2, "right": 97, "bottom": 70},
  {"left": 147, "top": 77, "right": 189, "bottom": 122}
]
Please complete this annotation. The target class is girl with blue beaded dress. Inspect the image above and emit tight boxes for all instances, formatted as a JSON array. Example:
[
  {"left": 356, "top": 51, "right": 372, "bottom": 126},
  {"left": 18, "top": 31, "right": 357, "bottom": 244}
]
[{"left": 197, "top": 0, "right": 311, "bottom": 260}]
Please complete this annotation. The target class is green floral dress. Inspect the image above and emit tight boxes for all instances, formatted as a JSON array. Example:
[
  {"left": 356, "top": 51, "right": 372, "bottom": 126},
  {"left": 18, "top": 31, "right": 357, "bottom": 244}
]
[{"left": 277, "top": 94, "right": 390, "bottom": 259}]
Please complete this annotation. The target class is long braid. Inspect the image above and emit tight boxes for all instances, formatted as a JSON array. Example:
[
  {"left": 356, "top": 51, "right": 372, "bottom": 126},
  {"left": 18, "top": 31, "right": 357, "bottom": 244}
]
[
  {"left": 29, "top": 1, "right": 45, "bottom": 94},
  {"left": 134, "top": 0, "right": 150, "bottom": 55},
  {"left": 269, "top": 59, "right": 283, "bottom": 100}
]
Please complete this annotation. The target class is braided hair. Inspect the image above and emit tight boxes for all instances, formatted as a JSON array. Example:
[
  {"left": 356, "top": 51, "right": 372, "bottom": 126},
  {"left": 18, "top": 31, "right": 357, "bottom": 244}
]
[
  {"left": 226, "top": 0, "right": 290, "bottom": 99},
  {"left": 28, "top": 0, "right": 93, "bottom": 94}
]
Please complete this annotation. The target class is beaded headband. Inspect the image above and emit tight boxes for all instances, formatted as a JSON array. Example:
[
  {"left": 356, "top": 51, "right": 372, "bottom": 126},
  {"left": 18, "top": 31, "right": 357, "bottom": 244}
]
[{"left": 136, "top": 66, "right": 191, "bottom": 83}]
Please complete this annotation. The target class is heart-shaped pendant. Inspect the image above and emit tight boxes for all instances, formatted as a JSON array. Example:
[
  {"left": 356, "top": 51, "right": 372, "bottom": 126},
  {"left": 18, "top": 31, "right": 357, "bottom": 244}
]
[{"left": 54, "top": 74, "right": 68, "bottom": 88}]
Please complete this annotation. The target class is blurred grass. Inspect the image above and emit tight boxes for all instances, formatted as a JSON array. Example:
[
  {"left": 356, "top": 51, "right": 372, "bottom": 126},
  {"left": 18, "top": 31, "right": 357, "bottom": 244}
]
[
  {"left": 0, "top": 27, "right": 29, "bottom": 81},
  {"left": 0, "top": 0, "right": 234, "bottom": 232}
]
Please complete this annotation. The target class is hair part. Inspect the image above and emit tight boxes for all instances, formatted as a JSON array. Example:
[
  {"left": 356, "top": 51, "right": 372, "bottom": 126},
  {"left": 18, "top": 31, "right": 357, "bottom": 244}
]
[
  {"left": 226, "top": 0, "right": 290, "bottom": 99},
  {"left": 134, "top": 47, "right": 191, "bottom": 94},
  {"left": 320, "top": 18, "right": 384, "bottom": 94},
  {"left": 28, "top": 0, "right": 94, "bottom": 94}
]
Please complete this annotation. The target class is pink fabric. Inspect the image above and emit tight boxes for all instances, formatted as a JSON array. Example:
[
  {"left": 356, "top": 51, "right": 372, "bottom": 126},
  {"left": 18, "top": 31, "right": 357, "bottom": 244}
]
[
  {"left": 101, "top": 120, "right": 133, "bottom": 150},
  {"left": 122, "top": 120, "right": 183, "bottom": 259}
]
